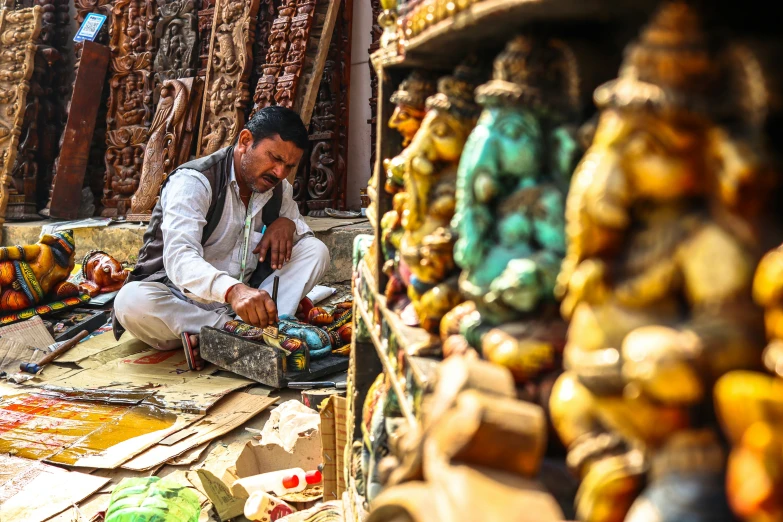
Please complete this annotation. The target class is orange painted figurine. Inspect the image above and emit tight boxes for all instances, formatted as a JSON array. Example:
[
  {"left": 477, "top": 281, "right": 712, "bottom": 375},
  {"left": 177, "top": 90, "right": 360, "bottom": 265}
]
[
  {"left": 0, "top": 230, "right": 79, "bottom": 311},
  {"left": 79, "top": 250, "right": 130, "bottom": 297}
]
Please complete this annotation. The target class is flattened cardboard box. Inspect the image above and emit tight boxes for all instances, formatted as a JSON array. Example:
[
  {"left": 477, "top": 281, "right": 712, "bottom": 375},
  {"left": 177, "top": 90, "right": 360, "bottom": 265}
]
[{"left": 320, "top": 394, "right": 347, "bottom": 501}]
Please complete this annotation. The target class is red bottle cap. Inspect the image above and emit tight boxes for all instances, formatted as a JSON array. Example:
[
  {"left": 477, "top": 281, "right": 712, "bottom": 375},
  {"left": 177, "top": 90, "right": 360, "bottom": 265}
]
[
  {"left": 281, "top": 474, "right": 300, "bottom": 489},
  {"left": 305, "top": 470, "right": 322, "bottom": 484}
]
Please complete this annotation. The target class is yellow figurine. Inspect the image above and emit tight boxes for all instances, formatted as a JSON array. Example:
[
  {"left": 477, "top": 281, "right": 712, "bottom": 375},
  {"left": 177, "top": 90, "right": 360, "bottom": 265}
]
[
  {"left": 550, "top": 3, "right": 772, "bottom": 521},
  {"left": 398, "top": 58, "right": 485, "bottom": 332}
]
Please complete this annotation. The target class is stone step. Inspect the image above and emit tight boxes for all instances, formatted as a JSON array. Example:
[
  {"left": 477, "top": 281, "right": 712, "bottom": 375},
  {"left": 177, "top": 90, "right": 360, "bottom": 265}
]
[{"left": 1, "top": 217, "right": 371, "bottom": 284}]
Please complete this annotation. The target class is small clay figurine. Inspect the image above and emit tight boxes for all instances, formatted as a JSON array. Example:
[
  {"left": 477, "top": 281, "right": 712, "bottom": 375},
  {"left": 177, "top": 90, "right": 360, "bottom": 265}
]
[
  {"left": 0, "top": 230, "right": 79, "bottom": 311},
  {"left": 79, "top": 250, "right": 130, "bottom": 297}
]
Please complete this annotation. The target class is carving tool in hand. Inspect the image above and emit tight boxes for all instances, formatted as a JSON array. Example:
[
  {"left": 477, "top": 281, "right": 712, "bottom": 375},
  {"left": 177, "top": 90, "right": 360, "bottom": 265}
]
[
  {"left": 20, "top": 330, "right": 89, "bottom": 374},
  {"left": 263, "top": 275, "right": 281, "bottom": 338}
]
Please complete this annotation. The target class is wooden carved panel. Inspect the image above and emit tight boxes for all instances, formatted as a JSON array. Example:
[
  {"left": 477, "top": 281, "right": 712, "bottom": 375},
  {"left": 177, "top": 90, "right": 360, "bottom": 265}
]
[
  {"left": 154, "top": 0, "right": 198, "bottom": 88},
  {"left": 102, "top": 0, "right": 157, "bottom": 218},
  {"left": 196, "top": 0, "right": 260, "bottom": 157},
  {"left": 128, "top": 77, "right": 203, "bottom": 221},
  {"left": 0, "top": 6, "right": 41, "bottom": 225},
  {"left": 48, "top": 41, "right": 111, "bottom": 220},
  {"left": 250, "top": 0, "right": 292, "bottom": 114},
  {"left": 274, "top": 0, "right": 316, "bottom": 109},
  {"left": 197, "top": 0, "right": 215, "bottom": 78},
  {"left": 250, "top": 0, "right": 277, "bottom": 99}
]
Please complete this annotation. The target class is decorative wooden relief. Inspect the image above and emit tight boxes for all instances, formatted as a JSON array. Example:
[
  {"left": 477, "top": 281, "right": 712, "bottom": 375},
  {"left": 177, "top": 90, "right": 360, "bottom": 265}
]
[
  {"left": 0, "top": 6, "right": 41, "bottom": 225},
  {"left": 48, "top": 41, "right": 111, "bottom": 220},
  {"left": 250, "top": 0, "right": 291, "bottom": 114},
  {"left": 197, "top": 0, "right": 215, "bottom": 79},
  {"left": 101, "top": 0, "right": 157, "bottom": 218},
  {"left": 153, "top": 0, "right": 198, "bottom": 88},
  {"left": 250, "top": 0, "right": 277, "bottom": 96},
  {"left": 273, "top": 0, "right": 315, "bottom": 110},
  {"left": 297, "top": 0, "right": 350, "bottom": 216},
  {"left": 128, "top": 77, "right": 203, "bottom": 221},
  {"left": 196, "top": 0, "right": 260, "bottom": 157}
]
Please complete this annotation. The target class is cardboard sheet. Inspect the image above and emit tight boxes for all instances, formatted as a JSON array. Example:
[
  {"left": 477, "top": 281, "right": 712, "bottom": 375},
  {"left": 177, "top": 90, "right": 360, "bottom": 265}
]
[
  {"left": 122, "top": 393, "right": 278, "bottom": 471},
  {"left": 0, "top": 316, "right": 56, "bottom": 349},
  {"left": 0, "top": 391, "right": 201, "bottom": 468},
  {"left": 0, "top": 454, "right": 109, "bottom": 522},
  {"left": 168, "top": 441, "right": 210, "bottom": 466},
  {"left": 320, "top": 395, "right": 348, "bottom": 501},
  {"left": 44, "top": 348, "right": 253, "bottom": 413},
  {"left": 0, "top": 338, "right": 39, "bottom": 375},
  {"left": 55, "top": 330, "right": 149, "bottom": 366}
]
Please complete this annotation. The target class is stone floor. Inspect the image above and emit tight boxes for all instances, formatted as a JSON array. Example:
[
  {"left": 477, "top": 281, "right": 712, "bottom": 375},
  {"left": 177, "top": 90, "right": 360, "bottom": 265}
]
[{"left": 1, "top": 217, "right": 371, "bottom": 284}]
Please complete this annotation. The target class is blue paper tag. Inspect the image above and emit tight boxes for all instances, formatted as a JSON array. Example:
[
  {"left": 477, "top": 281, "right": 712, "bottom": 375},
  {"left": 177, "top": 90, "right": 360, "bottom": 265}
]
[{"left": 73, "top": 13, "right": 107, "bottom": 43}]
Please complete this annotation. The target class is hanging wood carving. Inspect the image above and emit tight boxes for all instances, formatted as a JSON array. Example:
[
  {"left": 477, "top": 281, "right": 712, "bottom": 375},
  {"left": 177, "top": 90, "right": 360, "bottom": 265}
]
[
  {"left": 0, "top": 6, "right": 41, "bottom": 226},
  {"left": 250, "top": 0, "right": 277, "bottom": 101},
  {"left": 128, "top": 77, "right": 203, "bottom": 221},
  {"left": 197, "top": 0, "right": 215, "bottom": 79},
  {"left": 153, "top": 0, "right": 198, "bottom": 89},
  {"left": 250, "top": 0, "right": 292, "bottom": 114},
  {"left": 43, "top": 0, "right": 111, "bottom": 218},
  {"left": 196, "top": 0, "right": 260, "bottom": 157},
  {"left": 273, "top": 0, "right": 315, "bottom": 110},
  {"left": 101, "top": 0, "right": 157, "bottom": 218}
]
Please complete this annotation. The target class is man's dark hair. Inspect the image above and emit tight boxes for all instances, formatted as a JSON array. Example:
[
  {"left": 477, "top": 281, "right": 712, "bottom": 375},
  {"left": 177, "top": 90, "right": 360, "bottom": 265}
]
[{"left": 243, "top": 106, "right": 309, "bottom": 151}]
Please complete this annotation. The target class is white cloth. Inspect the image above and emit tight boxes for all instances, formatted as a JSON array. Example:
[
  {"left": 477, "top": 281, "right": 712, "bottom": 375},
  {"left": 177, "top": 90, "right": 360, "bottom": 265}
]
[
  {"left": 114, "top": 235, "right": 330, "bottom": 349},
  {"left": 160, "top": 161, "right": 312, "bottom": 305}
]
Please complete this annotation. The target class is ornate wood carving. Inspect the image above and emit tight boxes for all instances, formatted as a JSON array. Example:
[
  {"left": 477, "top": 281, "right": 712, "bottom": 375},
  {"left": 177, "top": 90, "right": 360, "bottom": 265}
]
[
  {"left": 197, "top": 0, "right": 215, "bottom": 79},
  {"left": 153, "top": 0, "right": 198, "bottom": 89},
  {"left": 273, "top": 0, "right": 315, "bottom": 110},
  {"left": 196, "top": 0, "right": 260, "bottom": 157},
  {"left": 101, "top": 0, "right": 157, "bottom": 218},
  {"left": 47, "top": 41, "right": 111, "bottom": 220},
  {"left": 0, "top": 6, "right": 41, "bottom": 225},
  {"left": 250, "top": 0, "right": 292, "bottom": 114},
  {"left": 128, "top": 77, "right": 203, "bottom": 221},
  {"left": 250, "top": 0, "right": 277, "bottom": 101},
  {"left": 300, "top": 0, "right": 350, "bottom": 216}
]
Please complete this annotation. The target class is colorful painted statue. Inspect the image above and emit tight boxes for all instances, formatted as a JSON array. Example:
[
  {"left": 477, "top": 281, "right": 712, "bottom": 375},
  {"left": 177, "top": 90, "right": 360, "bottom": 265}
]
[
  {"left": 549, "top": 3, "right": 773, "bottom": 521},
  {"left": 79, "top": 250, "right": 130, "bottom": 297},
  {"left": 399, "top": 58, "right": 486, "bottom": 332},
  {"left": 447, "top": 35, "right": 583, "bottom": 382},
  {"left": 0, "top": 230, "right": 79, "bottom": 311}
]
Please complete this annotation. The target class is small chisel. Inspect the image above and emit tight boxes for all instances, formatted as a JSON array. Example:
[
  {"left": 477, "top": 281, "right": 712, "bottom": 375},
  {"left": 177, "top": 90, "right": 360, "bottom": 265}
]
[{"left": 287, "top": 381, "right": 347, "bottom": 390}]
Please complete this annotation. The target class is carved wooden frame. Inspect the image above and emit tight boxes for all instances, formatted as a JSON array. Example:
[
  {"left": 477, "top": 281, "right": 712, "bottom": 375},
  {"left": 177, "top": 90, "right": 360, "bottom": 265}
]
[{"left": 0, "top": 6, "right": 41, "bottom": 227}]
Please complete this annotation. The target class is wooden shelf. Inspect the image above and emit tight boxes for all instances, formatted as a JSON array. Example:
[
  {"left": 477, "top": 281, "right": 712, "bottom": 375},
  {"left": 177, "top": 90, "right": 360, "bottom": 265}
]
[{"left": 373, "top": 0, "right": 659, "bottom": 69}]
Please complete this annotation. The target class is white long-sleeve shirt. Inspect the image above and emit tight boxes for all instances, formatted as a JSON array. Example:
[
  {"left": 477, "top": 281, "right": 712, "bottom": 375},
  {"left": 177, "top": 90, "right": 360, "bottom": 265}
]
[{"left": 159, "top": 163, "right": 311, "bottom": 304}]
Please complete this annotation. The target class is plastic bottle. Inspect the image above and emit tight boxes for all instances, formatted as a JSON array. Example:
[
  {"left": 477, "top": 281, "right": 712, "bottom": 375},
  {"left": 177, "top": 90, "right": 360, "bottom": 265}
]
[
  {"left": 233, "top": 468, "right": 323, "bottom": 497},
  {"left": 244, "top": 490, "right": 296, "bottom": 521},
  {"left": 105, "top": 476, "right": 200, "bottom": 522}
]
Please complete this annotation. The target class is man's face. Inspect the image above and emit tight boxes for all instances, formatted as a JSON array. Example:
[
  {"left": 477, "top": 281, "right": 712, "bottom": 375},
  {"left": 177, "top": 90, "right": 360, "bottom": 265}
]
[{"left": 235, "top": 131, "right": 303, "bottom": 193}]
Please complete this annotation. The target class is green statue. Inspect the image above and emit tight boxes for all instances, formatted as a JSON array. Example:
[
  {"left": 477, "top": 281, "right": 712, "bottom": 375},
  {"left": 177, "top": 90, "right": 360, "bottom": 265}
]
[{"left": 448, "top": 35, "right": 584, "bottom": 381}]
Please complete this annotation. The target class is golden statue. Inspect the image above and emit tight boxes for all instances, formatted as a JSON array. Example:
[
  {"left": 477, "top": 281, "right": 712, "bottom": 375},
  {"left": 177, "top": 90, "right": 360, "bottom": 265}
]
[
  {"left": 549, "top": 3, "right": 773, "bottom": 521},
  {"left": 398, "top": 58, "right": 485, "bottom": 332}
]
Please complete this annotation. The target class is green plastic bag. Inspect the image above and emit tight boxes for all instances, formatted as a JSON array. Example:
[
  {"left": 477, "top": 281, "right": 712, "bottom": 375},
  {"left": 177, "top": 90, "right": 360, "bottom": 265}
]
[{"left": 105, "top": 477, "right": 200, "bottom": 522}]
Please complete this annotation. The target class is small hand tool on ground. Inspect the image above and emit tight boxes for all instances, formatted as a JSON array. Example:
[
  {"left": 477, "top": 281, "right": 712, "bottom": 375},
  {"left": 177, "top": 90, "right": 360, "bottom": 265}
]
[
  {"left": 287, "top": 381, "right": 347, "bottom": 390},
  {"left": 20, "top": 329, "right": 89, "bottom": 374}
]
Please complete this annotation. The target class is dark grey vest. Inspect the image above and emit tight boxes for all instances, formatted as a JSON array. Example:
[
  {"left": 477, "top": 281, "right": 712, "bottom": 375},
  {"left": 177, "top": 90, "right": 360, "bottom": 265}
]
[{"left": 113, "top": 146, "right": 283, "bottom": 339}]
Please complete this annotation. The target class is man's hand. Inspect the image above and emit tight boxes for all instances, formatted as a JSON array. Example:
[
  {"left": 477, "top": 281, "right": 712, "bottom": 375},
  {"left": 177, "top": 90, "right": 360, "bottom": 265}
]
[
  {"left": 253, "top": 217, "right": 296, "bottom": 270},
  {"left": 226, "top": 284, "right": 278, "bottom": 327}
]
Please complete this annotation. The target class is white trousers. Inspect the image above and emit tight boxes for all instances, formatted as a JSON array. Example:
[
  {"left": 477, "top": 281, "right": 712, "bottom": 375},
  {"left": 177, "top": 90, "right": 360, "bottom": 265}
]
[{"left": 114, "top": 236, "right": 330, "bottom": 350}]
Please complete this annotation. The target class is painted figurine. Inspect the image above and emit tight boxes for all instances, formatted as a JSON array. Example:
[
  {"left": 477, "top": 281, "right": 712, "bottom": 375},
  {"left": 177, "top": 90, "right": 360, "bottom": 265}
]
[
  {"left": 0, "top": 230, "right": 79, "bottom": 311},
  {"left": 398, "top": 58, "right": 486, "bottom": 332},
  {"left": 549, "top": 3, "right": 773, "bottom": 521},
  {"left": 79, "top": 250, "right": 130, "bottom": 297},
  {"left": 447, "top": 35, "right": 583, "bottom": 382}
]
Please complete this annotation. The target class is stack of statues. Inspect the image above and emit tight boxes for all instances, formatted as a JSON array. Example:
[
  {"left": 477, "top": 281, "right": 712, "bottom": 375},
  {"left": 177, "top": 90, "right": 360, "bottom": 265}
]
[{"left": 365, "top": 1, "right": 783, "bottom": 520}]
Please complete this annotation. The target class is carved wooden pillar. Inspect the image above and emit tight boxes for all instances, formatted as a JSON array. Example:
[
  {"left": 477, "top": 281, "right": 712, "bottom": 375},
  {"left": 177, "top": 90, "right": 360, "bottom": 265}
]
[
  {"left": 196, "top": 0, "right": 260, "bottom": 157},
  {"left": 250, "top": 0, "right": 277, "bottom": 113},
  {"left": 273, "top": 0, "right": 316, "bottom": 109},
  {"left": 251, "top": 0, "right": 294, "bottom": 114},
  {"left": 197, "top": 0, "right": 215, "bottom": 80},
  {"left": 0, "top": 6, "right": 42, "bottom": 226},
  {"left": 101, "top": 0, "right": 158, "bottom": 218},
  {"left": 153, "top": 0, "right": 199, "bottom": 91}
]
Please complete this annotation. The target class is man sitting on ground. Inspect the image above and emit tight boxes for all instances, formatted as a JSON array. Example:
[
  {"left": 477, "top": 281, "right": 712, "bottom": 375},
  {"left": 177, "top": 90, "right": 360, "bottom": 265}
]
[{"left": 113, "top": 106, "right": 329, "bottom": 349}]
